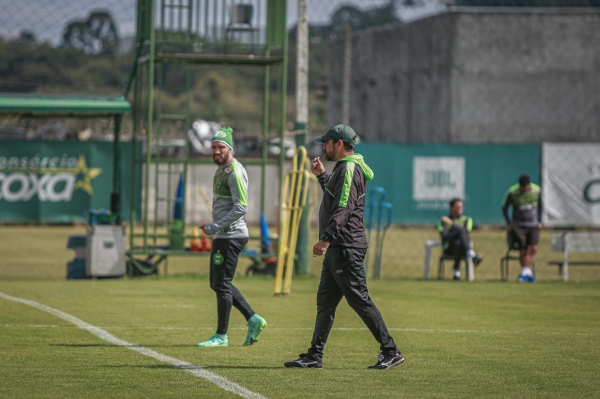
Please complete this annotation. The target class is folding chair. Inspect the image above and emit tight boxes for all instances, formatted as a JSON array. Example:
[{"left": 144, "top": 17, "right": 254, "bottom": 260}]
[{"left": 438, "top": 241, "right": 474, "bottom": 281}]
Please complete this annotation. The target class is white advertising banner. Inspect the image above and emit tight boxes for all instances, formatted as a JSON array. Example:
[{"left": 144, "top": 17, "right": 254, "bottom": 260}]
[
  {"left": 413, "top": 157, "right": 465, "bottom": 201},
  {"left": 542, "top": 143, "right": 600, "bottom": 227}
]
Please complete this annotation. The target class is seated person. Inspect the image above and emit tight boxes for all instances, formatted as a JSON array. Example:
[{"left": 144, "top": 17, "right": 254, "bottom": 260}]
[{"left": 438, "top": 198, "right": 482, "bottom": 280}]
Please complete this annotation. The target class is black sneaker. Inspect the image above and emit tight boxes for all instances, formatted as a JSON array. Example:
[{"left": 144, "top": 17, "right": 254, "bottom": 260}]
[
  {"left": 284, "top": 353, "right": 323, "bottom": 369},
  {"left": 474, "top": 256, "right": 483, "bottom": 267},
  {"left": 368, "top": 350, "right": 404, "bottom": 370}
]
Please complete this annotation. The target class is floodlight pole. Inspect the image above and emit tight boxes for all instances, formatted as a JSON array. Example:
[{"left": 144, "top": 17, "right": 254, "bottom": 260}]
[
  {"left": 294, "top": 0, "right": 309, "bottom": 276},
  {"left": 295, "top": 0, "right": 309, "bottom": 132}
]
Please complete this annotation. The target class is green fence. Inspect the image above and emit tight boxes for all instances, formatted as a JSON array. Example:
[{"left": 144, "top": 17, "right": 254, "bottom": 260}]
[
  {"left": 355, "top": 143, "right": 541, "bottom": 225},
  {"left": 0, "top": 141, "right": 141, "bottom": 223}
]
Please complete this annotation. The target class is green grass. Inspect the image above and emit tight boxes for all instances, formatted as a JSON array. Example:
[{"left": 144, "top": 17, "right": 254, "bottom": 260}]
[
  {"left": 2, "top": 225, "right": 600, "bottom": 282},
  {"left": 1, "top": 226, "right": 600, "bottom": 398}
]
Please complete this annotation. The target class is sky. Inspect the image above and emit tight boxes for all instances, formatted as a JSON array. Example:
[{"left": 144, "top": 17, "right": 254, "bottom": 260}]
[{"left": 0, "top": 0, "right": 443, "bottom": 45}]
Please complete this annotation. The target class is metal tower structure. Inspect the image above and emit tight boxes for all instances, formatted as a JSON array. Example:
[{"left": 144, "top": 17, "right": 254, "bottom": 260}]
[{"left": 126, "top": 0, "right": 288, "bottom": 273}]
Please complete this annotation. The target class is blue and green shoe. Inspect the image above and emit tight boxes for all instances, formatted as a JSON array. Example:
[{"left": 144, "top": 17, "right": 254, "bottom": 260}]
[
  {"left": 243, "top": 314, "right": 267, "bottom": 346},
  {"left": 197, "top": 333, "right": 228, "bottom": 347}
]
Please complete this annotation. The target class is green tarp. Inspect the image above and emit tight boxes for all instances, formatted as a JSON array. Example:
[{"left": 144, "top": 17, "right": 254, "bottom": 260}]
[
  {"left": 355, "top": 143, "right": 541, "bottom": 225},
  {"left": 0, "top": 141, "right": 141, "bottom": 223}
]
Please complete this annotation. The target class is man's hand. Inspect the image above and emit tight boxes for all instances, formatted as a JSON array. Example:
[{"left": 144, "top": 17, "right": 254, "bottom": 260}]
[
  {"left": 311, "top": 157, "right": 325, "bottom": 176},
  {"left": 441, "top": 216, "right": 453, "bottom": 225},
  {"left": 507, "top": 223, "right": 513, "bottom": 230},
  {"left": 313, "top": 240, "right": 330, "bottom": 256},
  {"left": 538, "top": 223, "right": 542, "bottom": 229},
  {"left": 199, "top": 222, "right": 207, "bottom": 233}
]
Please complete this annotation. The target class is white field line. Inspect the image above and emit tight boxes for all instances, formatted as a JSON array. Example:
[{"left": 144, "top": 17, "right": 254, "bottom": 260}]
[
  {"left": 0, "top": 291, "right": 267, "bottom": 399},
  {"left": 1, "top": 323, "right": 599, "bottom": 337}
]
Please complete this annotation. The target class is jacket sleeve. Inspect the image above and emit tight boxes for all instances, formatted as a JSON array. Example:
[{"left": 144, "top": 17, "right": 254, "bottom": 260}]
[
  {"left": 323, "top": 163, "right": 359, "bottom": 240},
  {"left": 317, "top": 171, "right": 331, "bottom": 191},
  {"left": 204, "top": 170, "right": 248, "bottom": 235},
  {"left": 438, "top": 220, "right": 452, "bottom": 241},
  {"left": 502, "top": 194, "right": 513, "bottom": 225}
]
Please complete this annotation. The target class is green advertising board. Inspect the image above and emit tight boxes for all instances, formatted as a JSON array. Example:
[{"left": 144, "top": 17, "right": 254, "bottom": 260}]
[
  {"left": 355, "top": 143, "right": 541, "bottom": 225},
  {"left": 0, "top": 141, "right": 141, "bottom": 223}
]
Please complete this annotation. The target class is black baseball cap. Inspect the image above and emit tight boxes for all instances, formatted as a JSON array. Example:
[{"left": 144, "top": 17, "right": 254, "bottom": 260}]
[{"left": 315, "top": 124, "right": 357, "bottom": 143}]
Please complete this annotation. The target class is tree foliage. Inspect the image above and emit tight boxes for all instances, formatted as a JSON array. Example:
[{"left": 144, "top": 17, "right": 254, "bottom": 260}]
[
  {"left": 0, "top": 3, "right": 406, "bottom": 136},
  {"left": 62, "top": 10, "right": 119, "bottom": 55}
]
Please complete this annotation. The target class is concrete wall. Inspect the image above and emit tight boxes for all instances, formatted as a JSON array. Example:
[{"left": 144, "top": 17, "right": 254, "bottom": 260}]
[
  {"left": 450, "top": 11, "right": 600, "bottom": 143},
  {"left": 329, "top": 14, "right": 454, "bottom": 143},
  {"left": 328, "top": 10, "right": 600, "bottom": 143}
]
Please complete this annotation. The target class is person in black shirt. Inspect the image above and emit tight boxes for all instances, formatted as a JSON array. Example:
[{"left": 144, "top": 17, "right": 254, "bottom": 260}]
[{"left": 284, "top": 124, "right": 403, "bottom": 371}]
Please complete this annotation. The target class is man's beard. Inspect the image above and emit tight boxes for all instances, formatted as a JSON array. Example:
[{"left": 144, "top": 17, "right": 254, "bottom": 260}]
[
  {"left": 324, "top": 150, "right": 334, "bottom": 162},
  {"left": 212, "top": 151, "right": 230, "bottom": 165}
]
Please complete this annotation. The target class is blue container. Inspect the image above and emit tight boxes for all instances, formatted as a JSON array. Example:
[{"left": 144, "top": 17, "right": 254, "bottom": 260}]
[
  {"left": 67, "top": 259, "right": 86, "bottom": 280},
  {"left": 67, "top": 234, "right": 87, "bottom": 280}
]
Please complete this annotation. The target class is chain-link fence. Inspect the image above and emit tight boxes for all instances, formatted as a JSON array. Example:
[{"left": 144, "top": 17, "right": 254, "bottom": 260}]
[
  {"left": 1, "top": 0, "right": 599, "bottom": 280},
  {"left": 0, "top": 0, "right": 136, "bottom": 92},
  {"left": 0, "top": 0, "right": 137, "bottom": 138},
  {"left": 298, "top": 0, "right": 600, "bottom": 282}
]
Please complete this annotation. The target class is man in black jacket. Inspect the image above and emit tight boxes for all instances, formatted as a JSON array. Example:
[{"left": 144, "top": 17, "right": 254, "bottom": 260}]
[{"left": 284, "top": 124, "right": 403, "bottom": 370}]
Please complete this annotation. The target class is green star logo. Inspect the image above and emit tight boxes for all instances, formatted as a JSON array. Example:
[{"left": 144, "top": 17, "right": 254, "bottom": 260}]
[
  {"left": 214, "top": 251, "right": 224, "bottom": 265},
  {"left": 73, "top": 155, "right": 102, "bottom": 195}
]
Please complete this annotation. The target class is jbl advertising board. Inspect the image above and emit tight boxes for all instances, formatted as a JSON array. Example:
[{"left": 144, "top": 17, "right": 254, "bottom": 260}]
[
  {"left": 0, "top": 141, "right": 141, "bottom": 223},
  {"left": 355, "top": 143, "right": 540, "bottom": 225},
  {"left": 542, "top": 143, "right": 600, "bottom": 227}
]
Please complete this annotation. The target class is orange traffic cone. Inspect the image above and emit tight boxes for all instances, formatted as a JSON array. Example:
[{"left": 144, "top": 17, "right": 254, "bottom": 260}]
[{"left": 190, "top": 226, "right": 201, "bottom": 252}]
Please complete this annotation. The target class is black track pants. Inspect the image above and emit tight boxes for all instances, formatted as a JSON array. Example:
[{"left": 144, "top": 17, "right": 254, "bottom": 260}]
[
  {"left": 308, "top": 246, "right": 397, "bottom": 358},
  {"left": 209, "top": 238, "right": 255, "bottom": 334},
  {"left": 443, "top": 226, "right": 470, "bottom": 270}
]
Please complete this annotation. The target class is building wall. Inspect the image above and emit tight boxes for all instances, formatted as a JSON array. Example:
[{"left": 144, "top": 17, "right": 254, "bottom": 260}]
[{"left": 328, "top": 10, "right": 600, "bottom": 143}]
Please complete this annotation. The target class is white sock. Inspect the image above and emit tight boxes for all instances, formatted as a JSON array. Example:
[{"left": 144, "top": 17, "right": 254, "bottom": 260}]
[
  {"left": 454, "top": 270, "right": 461, "bottom": 278},
  {"left": 467, "top": 249, "right": 476, "bottom": 259},
  {"left": 521, "top": 267, "right": 533, "bottom": 276}
]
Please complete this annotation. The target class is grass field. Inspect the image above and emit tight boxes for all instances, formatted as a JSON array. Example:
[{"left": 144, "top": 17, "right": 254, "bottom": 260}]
[
  {"left": 3, "top": 225, "right": 600, "bottom": 281},
  {"left": 1, "top": 226, "right": 600, "bottom": 398}
]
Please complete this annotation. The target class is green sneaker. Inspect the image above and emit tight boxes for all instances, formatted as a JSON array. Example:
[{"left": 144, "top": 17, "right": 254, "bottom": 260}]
[
  {"left": 243, "top": 314, "right": 267, "bottom": 346},
  {"left": 197, "top": 334, "right": 228, "bottom": 347}
]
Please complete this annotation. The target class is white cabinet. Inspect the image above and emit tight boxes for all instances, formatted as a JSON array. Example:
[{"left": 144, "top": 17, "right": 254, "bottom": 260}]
[{"left": 86, "top": 225, "right": 126, "bottom": 278}]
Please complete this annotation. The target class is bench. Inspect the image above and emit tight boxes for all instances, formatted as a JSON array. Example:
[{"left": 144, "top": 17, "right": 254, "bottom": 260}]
[
  {"left": 548, "top": 232, "right": 600, "bottom": 282},
  {"left": 423, "top": 240, "right": 474, "bottom": 281}
]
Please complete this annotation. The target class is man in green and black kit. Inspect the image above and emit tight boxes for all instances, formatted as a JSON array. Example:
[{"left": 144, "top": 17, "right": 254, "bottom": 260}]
[
  {"left": 284, "top": 124, "right": 404, "bottom": 370},
  {"left": 197, "top": 127, "right": 267, "bottom": 347},
  {"left": 502, "top": 174, "right": 543, "bottom": 283}
]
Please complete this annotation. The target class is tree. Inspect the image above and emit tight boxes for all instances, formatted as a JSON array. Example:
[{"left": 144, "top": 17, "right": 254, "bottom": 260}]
[
  {"left": 87, "top": 11, "right": 119, "bottom": 55},
  {"left": 63, "top": 21, "right": 92, "bottom": 53},
  {"left": 329, "top": 6, "right": 366, "bottom": 38},
  {"left": 18, "top": 31, "right": 37, "bottom": 45},
  {"left": 62, "top": 10, "right": 119, "bottom": 55},
  {"left": 328, "top": 1, "right": 400, "bottom": 39}
]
